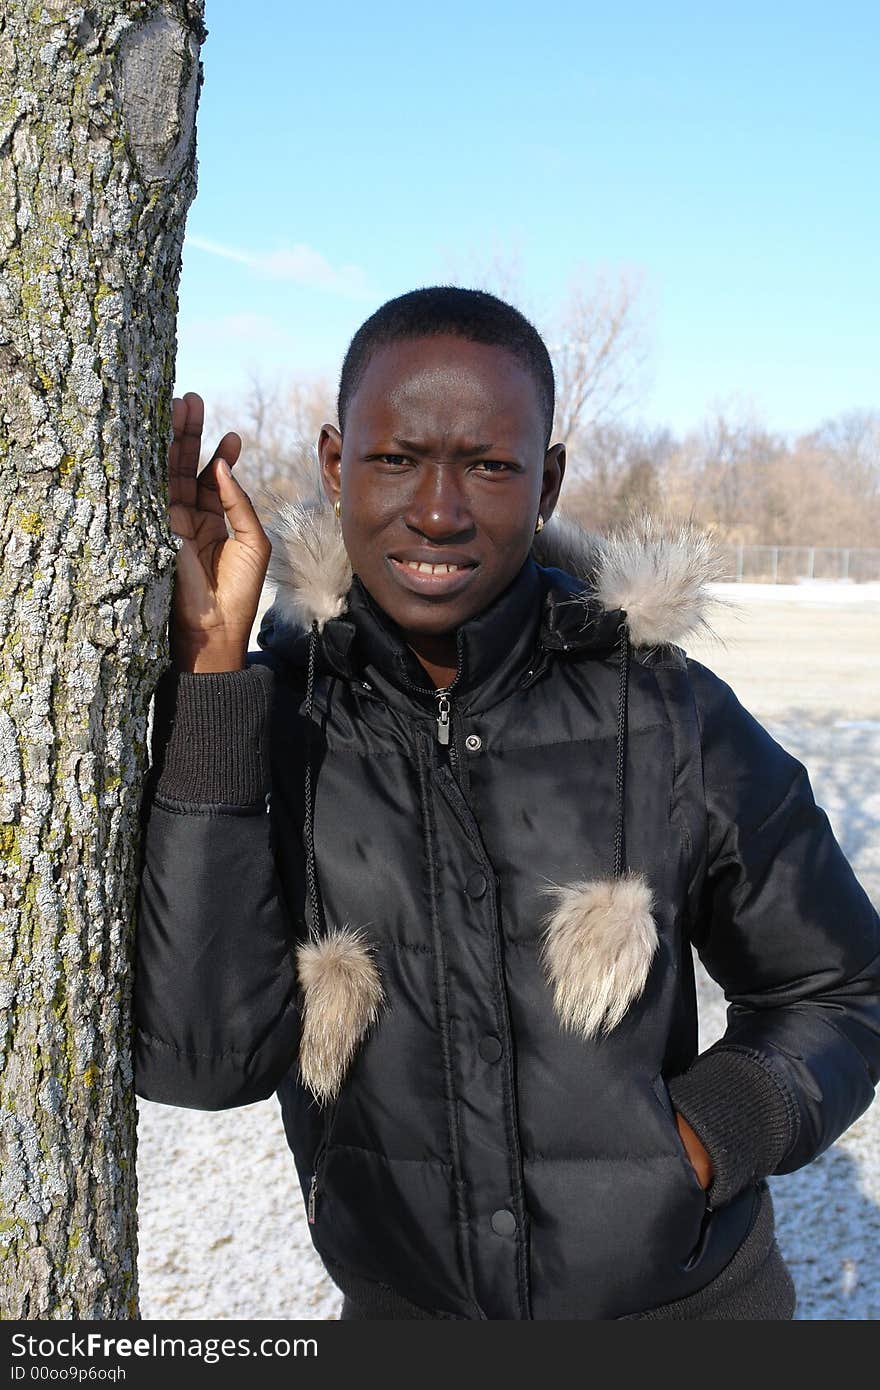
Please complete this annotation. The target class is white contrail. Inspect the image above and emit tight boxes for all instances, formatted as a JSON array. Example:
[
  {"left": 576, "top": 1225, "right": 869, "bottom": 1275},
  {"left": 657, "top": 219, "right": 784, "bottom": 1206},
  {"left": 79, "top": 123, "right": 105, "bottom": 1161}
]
[{"left": 185, "top": 234, "right": 374, "bottom": 300}]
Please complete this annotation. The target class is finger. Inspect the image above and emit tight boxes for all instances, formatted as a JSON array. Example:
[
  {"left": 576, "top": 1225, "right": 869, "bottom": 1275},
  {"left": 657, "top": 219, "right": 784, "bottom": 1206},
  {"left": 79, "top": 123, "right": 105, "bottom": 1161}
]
[
  {"left": 169, "top": 392, "right": 205, "bottom": 509},
  {"left": 197, "top": 432, "right": 244, "bottom": 517},
  {"left": 207, "top": 430, "right": 242, "bottom": 472},
  {"left": 168, "top": 397, "right": 186, "bottom": 505},
  {"left": 214, "top": 455, "right": 270, "bottom": 553}
]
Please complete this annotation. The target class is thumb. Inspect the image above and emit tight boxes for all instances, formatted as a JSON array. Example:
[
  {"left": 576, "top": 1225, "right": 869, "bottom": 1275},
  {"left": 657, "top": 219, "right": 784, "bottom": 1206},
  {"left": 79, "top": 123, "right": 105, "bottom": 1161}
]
[{"left": 214, "top": 456, "right": 268, "bottom": 549}]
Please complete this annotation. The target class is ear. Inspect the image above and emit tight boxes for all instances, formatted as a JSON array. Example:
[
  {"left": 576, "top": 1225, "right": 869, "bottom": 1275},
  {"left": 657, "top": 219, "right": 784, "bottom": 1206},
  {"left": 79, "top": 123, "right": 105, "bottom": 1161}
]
[
  {"left": 539, "top": 441, "right": 566, "bottom": 524},
  {"left": 318, "top": 422, "right": 343, "bottom": 507}
]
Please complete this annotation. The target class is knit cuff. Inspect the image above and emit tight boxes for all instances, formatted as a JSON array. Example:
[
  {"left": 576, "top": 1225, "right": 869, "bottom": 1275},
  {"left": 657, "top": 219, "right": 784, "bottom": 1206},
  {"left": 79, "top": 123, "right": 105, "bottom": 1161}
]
[
  {"left": 149, "top": 662, "right": 275, "bottom": 806},
  {"left": 666, "top": 1045, "right": 799, "bottom": 1208}
]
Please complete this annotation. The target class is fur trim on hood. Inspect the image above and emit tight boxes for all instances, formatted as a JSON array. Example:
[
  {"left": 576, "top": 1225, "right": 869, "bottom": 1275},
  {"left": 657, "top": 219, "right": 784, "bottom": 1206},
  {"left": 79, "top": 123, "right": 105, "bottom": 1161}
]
[{"left": 253, "top": 490, "right": 728, "bottom": 650}]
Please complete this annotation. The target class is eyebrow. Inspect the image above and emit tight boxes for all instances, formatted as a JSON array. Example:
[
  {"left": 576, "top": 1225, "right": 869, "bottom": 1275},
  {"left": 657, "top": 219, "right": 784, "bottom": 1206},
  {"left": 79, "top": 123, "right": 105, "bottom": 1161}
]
[{"left": 390, "top": 435, "right": 493, "bottom": 456}]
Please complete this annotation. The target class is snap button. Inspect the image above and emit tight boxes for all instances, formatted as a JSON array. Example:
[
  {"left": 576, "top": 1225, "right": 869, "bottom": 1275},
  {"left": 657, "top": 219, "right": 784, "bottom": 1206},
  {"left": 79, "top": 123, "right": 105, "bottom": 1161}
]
[
  {"left": 465, "top": 870, "right": 488, "bottom": 899},
  {"left": 465, "top": 733, "right": 482, "bottom": 752},
  {"left": 491, "top": 1209, "right": 516, "bottom": 1237},
  {"left": 478, "top": 1035, "right": 502, "bottom": 1063}
]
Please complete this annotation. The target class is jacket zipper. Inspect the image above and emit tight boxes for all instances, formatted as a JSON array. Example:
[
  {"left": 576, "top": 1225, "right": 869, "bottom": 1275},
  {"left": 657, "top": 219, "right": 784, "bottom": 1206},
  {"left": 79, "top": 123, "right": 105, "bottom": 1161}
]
[
  {"left": 311, "top": 647, "right": 464, "bottom": 1225},
  {"left": 308, "top": 1100, "right": 336, "bottom": 1224},
  {"left": 393, "top": 635, "right": 464, "bottom": 765},
  {"left": 434, "top": 687, "right": 460, "bottom": 774},
  {"left": 435, "top": 688, "right": 451, "bottom": 744},
  {"left": 433, "top": 681, "right": 453, "bottom": 745},
  {"left": 307, "top": 1172, "right": 319, "bottom": 1224}
]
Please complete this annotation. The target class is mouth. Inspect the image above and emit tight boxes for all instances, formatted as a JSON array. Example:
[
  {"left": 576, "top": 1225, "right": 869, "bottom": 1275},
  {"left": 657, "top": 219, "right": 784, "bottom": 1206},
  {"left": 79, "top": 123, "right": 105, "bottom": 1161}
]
[{"left": 386, "top": 555, "right": 479, "bottom": 596}]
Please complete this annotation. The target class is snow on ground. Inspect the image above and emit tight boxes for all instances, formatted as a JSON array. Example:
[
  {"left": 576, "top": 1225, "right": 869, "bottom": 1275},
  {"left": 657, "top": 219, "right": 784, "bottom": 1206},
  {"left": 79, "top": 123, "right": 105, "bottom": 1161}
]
[
  {"left": 708, "top": 580, "right": 880, "bottom": 606},
  {"left": 137, "top": 584, "right": 880, "bottom": 1321}
]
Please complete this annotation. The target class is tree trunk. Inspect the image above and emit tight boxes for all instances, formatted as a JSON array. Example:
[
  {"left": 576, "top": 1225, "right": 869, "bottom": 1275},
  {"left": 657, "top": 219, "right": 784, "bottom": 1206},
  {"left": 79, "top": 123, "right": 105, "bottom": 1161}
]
[{"left": 0, "top": 0, "right": 206, "bottom": 1317}]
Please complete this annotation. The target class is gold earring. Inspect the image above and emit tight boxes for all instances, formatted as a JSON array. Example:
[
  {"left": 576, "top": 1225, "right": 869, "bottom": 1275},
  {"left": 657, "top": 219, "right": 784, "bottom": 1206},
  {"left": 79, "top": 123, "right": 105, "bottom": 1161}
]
[
  {"left": 334, "top": 498, "right": 342, "bottom": 519},
  {"left": 535, "top": 514, "right": 544, "bottom": 533}
]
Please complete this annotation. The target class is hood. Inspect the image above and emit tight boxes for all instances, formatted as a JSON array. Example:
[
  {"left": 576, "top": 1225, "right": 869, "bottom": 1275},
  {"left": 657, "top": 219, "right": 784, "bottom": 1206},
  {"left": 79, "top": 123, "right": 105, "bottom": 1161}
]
[{"left": 253, "top": 489, "right": 728, "bottom": 654}]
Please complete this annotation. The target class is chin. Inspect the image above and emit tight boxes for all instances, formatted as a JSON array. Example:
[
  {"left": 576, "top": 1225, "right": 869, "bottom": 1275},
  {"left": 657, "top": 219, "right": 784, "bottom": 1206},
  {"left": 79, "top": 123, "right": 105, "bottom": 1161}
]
[
  {"left": 378, "top": 589, "right": 477, "bottom": 633},
  {"left": 388, "top": 600, "right": 469, "bottom": 634}
]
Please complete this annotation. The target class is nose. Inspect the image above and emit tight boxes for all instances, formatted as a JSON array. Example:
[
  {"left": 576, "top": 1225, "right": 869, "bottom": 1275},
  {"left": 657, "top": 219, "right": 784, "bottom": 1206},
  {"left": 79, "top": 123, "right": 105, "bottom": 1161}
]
[{"left": 404, "top": 464, "right": 474, "bottom": 541}]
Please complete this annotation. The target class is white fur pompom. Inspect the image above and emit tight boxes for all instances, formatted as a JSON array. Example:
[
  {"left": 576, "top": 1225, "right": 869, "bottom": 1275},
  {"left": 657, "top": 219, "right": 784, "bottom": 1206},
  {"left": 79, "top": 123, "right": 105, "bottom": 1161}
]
[
  {"left": 539, "top": 871, "right": 658, "bottom": 1039},
  {"left": 296, "top": 927, "right": 384, "bottom": 1104}
]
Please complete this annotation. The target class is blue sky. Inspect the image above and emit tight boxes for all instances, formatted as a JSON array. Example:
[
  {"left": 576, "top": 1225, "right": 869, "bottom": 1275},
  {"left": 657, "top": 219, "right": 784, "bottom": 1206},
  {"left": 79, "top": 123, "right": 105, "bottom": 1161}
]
[{"left": 175, "top": 0, "right": 879, "bottom": 438}]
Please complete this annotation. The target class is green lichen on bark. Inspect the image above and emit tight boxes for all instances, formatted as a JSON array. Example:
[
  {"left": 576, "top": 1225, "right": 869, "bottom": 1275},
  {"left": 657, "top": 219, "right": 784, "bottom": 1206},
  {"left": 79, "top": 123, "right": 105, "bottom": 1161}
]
[{"left": 0, "top": 0, "right": 207, "bottom": 1318}]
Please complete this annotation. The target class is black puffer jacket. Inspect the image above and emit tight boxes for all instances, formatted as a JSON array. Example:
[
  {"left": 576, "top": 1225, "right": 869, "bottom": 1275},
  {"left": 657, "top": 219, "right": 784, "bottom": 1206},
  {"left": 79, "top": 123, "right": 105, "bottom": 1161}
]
[{"left": 134, "top": 506, "right": 880, "bottom": 1320}]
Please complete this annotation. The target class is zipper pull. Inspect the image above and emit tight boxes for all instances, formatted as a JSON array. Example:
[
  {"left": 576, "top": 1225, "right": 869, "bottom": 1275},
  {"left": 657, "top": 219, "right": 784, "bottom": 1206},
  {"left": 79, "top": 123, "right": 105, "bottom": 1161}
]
[
  {"left": 435, "top": 690, "right": 451, "bottom": 745},
  {"left": 308, "top": 1173, "right": 318, "bottom": 1224}
]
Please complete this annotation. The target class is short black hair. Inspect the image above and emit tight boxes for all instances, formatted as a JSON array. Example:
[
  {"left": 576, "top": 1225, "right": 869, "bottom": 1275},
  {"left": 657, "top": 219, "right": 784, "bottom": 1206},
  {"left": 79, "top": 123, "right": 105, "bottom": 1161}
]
[{"left": 337, "top": 285, "right": 555, "bottom": 450}]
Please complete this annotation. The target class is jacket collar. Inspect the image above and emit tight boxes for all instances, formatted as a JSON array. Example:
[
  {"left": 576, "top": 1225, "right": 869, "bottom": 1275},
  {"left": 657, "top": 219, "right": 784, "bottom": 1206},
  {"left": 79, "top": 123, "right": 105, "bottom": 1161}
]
[
  {"left": 253, "top": 493, "right": 727, "bottom": 687},
  {"left": 340, "top": 555, "right": 546, "bottom": 704}
]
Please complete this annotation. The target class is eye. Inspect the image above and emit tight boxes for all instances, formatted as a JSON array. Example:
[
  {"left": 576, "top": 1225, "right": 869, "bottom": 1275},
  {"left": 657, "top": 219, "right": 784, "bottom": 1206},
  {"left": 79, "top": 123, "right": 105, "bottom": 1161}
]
[
  {"left": 473, "top": 459, "right": 514, "bottom": 474},
  {"left": 373, "top": 454, "right": 412, "bottom": 468}
]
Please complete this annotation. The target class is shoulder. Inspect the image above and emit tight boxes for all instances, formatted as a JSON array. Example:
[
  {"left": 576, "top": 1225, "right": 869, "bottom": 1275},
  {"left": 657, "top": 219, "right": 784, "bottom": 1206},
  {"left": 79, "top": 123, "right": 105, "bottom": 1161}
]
[{"left": 683, "top": 656, "right": 764, "bottom": 739}]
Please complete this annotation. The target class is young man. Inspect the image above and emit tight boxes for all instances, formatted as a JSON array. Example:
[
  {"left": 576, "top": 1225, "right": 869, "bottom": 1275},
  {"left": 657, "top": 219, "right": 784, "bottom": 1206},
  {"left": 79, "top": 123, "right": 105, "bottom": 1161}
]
[{"left": 135, "top": 287, "right": 880, "bottom": 1320}]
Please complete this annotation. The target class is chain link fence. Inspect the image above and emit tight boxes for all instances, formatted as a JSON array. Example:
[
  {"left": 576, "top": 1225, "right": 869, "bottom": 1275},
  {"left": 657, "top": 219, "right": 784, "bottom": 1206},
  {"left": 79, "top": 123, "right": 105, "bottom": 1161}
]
[{"left": 718, "top": 545, "right": 880, "bottom": 584}]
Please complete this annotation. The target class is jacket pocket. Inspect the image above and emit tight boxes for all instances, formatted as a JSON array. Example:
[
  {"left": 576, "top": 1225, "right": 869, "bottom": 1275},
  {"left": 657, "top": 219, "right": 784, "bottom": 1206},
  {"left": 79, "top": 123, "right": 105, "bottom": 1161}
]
[
  {"left": 651, "top": 1072, "right": 710, "bottom": 1200},
  {"left": 618, "top": 1181, "right": 794, "bottom": 1319},
  {"left": 651, "top": 1071, "right": 713, "bottom": 1267}
]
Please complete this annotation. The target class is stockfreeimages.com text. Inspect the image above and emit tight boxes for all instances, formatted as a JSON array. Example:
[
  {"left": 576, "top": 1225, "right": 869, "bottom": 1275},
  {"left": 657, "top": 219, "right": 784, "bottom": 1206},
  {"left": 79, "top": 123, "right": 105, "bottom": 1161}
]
[{"left": 11, "top": 1334, "right": 315, "bottom": 1365}]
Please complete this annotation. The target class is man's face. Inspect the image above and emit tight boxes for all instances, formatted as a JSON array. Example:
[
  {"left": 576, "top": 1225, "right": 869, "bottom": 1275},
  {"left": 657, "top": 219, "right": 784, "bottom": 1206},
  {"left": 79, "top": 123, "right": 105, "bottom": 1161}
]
[{"left": 318, "top": 334, "right": 565, "bottom": 638}]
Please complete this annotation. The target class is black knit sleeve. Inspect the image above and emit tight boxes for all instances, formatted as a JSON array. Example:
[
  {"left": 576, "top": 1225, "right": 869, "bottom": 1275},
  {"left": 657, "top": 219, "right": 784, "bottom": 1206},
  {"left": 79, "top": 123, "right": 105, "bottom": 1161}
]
[{"left": 133, "top": 653, "right": 300, "bottom": 1109}]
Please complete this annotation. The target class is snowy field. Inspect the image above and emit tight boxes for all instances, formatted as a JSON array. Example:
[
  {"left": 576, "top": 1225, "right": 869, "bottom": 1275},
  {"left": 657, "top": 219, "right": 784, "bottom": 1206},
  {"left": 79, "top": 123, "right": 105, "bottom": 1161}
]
[{"left": 137, "top": 580, "right": 880, "bottom": 1320}]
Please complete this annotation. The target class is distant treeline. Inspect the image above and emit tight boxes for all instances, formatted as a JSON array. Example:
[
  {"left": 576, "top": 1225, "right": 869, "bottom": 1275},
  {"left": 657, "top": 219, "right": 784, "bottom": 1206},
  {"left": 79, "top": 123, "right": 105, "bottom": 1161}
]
[
  {"left": 214, "top": 370, "right": 879, "bottom": 552},
  {"left": 558, "top": 409, "right": 880, "bottom": 548}
]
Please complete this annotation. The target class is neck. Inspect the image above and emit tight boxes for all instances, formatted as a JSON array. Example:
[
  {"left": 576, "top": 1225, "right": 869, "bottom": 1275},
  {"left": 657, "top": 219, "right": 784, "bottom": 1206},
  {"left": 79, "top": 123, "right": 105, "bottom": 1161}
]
[{"left": 405, "top": 631, "right": 459, "bottom": 688}]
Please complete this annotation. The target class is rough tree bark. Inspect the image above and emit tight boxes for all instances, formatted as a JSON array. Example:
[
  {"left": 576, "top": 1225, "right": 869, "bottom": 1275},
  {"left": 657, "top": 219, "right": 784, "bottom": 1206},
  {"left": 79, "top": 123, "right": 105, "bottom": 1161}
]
[{"left": 0, "top": 0, "right": 206, "bottom": 1317}]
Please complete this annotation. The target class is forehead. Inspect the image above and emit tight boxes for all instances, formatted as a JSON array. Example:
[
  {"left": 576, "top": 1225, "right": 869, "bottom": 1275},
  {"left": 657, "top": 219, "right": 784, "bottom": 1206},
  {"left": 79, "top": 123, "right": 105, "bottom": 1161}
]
[{"left": 345, "top": 335, "right": 545, "bottom": 448}]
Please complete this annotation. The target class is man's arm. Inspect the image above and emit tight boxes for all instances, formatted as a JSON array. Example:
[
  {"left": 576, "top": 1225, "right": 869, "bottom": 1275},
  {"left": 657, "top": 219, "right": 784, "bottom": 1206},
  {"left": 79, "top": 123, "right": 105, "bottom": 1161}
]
[
  {"left": 135, "top": 389, "right": 301, "bottom": 1108},
  {"left": 133, "top": 652, "right": 300, "bottom": 1109},
  {"left": 666, "top": 658, "right": 880, "bottom": 1208}
]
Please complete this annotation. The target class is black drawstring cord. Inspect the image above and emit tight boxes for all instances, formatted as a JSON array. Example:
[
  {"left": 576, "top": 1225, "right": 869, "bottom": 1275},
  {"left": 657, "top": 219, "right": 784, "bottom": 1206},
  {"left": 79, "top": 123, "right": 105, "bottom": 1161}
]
[
  {"left": 303, "top": 620, "right": 325, "bottom": 940},
  {"left": 612, "top": 619, "right": 630, "bottom": 879}
]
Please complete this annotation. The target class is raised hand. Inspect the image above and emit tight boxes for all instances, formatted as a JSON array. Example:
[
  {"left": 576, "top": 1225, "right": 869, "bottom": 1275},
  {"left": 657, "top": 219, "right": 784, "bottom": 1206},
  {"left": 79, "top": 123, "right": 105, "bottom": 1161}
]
[{"left": 166, "top": 391, "right": 272, "bottom": 672}]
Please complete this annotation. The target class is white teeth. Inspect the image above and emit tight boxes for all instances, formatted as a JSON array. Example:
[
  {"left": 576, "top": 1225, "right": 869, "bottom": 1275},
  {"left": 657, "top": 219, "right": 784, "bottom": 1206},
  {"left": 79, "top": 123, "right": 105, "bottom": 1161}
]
[{"left": 402, "top": 561, "right": 462, "bottom": 574}]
